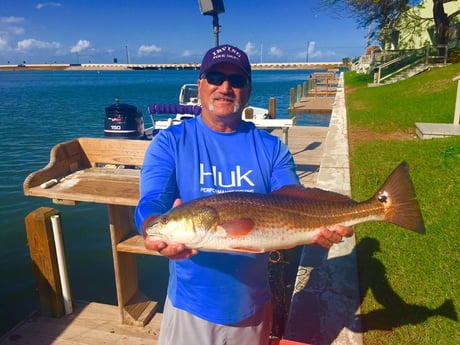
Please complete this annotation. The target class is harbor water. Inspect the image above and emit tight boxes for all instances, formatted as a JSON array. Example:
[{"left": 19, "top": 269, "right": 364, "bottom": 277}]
[{"left": 0, "top": 69, "right": 331, "bottom": 335}]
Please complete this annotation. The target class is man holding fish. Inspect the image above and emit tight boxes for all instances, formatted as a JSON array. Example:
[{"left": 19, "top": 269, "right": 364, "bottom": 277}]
[{"left": 135, "top": 44, "right": 354, "bottom": 345}]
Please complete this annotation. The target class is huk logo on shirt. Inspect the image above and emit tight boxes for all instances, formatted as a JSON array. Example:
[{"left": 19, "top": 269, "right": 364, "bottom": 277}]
[{"left": 199, "top": 163, "right": 254, "bottom": 188}]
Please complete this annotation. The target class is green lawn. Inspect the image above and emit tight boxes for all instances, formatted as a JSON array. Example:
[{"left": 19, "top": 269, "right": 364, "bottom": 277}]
[{"left": 344, "top": 63, "right": 460, "bottom": 344}]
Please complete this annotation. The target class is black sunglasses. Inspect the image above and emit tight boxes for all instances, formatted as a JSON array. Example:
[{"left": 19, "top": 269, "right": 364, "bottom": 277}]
[{"left": 202, "top": 71, "right": 249, "bottom": 88}]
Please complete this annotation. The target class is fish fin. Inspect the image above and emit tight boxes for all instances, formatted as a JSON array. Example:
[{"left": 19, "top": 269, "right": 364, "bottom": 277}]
[
  {"left": 229, "top": 246, "right": 264, "bottom": 254},
  {"left": 272, "top": 185, "right": 353, "bottom": 203},
  {"left": 221, "top": 219, "right": 255, "bottom": 238},
  {"left": 376, "top": 162, "right": 426, "bottom": 234}
]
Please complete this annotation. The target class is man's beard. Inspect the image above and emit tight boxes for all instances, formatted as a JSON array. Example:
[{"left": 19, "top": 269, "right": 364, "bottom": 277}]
[{"left": 207, "top": 96, "right": 241, "bottom": 113}]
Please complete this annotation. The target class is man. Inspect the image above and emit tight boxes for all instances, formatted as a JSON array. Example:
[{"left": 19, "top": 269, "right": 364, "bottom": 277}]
[{"left": 135, "top": 44, "right": 352, "bottom": 345}]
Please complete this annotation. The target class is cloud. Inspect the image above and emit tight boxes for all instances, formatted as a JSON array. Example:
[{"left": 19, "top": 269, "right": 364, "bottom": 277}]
[
  {"left": 268, "top": 46, "right": 283, "bottom": 57},
  {"left": 137, "top": 44, "right": 161, "bottom": 56},
  {"left": 36, "top": 2, "right": 62, "bottom": 10},
  {"left": 0, "top": 16, "right": 25, "bottom": 24},
  {"left": 244, "top": 41, "right": 257, "bottom": 57},
  {"left": 17, "top": 38, "right": 60, "bottom": 50},
  {"left": 182, "top": 50, "right": 191, "bottom": 57},
  {"left": 0, "top": 37, "right": 9, "bottom": 50},
  {"left": 296, "top": 41, "right": 337, "bottom": 61},
  {"left": 70, "top": 39, "right": 90, "bottom": 53}
]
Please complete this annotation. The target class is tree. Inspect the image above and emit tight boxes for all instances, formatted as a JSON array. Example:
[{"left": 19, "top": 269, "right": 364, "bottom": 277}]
[
  {"left": 323, "top": 0, "right": 460, "bottom": 50},
  {"left": 321, "top": 0, "right": 414, "bottom": 47},
  {"left": 433, "top": 0, "right": 460, "bottom": 47}
]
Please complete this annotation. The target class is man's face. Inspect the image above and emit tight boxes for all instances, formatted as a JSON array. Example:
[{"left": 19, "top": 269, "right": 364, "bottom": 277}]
[{"left": 198, "top": 63, "right": 252, "bottom": 118}]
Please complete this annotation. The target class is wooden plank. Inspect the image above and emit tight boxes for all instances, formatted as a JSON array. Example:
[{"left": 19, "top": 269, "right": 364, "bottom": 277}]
[
  {"left": 0, "top": 301, "right": 162, "bottom": 345},
  {"left": 78, "top": 138, "right": 150, "bottom": 167},
  {"left": 117, "top": 234, "right": 163, "bottom": 256},
  {"left": 25, "top": 167, "right": 140, "bottom": 206},
  {"left": 25, "top": 207, "right": 65, "bottom": 318},
  {"left": 23, "top": 139, "right": 90, "bottom": 193},
  {"left": 108, "top": 205, "right": 157, "bottom": 326}
]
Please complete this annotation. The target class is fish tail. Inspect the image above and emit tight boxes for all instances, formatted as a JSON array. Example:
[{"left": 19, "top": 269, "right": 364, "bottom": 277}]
[{"left": 375, "top": 162, "right": 426, "bottom": 234}]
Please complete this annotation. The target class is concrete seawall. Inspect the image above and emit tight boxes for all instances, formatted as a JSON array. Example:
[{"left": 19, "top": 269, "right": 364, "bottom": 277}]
[{"left": 283, "top": 73, "right": 363, "bottom": 345}]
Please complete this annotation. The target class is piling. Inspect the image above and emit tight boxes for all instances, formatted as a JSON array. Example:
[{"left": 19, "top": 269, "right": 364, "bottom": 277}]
[
  {"left": 25, "top": 207, "right": 66, "bottom": 317},
  {"left": 269, "top": 97, "right": 276, "bottom": 119}
]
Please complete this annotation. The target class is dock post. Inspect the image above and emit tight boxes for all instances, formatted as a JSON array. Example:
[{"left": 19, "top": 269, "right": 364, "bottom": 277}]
[
  {"left": 269, "top": 97, "right": 276, "bottom": 119},
  {"left": 289, "top": 88, "right": 295, "bottom": 109},
  {"left": 25, "top": 207, "right": 66, "bottom": 318},
  {"left": 303, "top": 81, "right": 307, "bottom": 98},
  {"left": 297, "top": 85, "right": 302, "bottom": 103}
]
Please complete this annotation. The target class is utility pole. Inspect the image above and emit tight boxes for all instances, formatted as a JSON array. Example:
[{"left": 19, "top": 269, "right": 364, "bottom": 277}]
[
  {"left": 125, "top": 45, "right": 130, "bottom": 64},
  {"left": 306, "top": 41, "right": 310, "bottom": 63}
]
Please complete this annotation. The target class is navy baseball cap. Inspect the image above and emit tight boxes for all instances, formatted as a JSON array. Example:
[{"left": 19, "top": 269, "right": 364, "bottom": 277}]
[{"left": 199, "top": 44, "right": 251, "bottom": 77}]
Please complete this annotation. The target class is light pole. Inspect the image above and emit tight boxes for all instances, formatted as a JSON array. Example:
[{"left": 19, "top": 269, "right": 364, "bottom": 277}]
[{"left": 198, "top": 0, "right": 225, "bottom": 47}]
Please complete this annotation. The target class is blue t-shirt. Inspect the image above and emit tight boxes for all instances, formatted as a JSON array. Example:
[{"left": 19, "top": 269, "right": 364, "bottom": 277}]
[{"left": 135, "top": 115, "right": 299, "bottom": 324}]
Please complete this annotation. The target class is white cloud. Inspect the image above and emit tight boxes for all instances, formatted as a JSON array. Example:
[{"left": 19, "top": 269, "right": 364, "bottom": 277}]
[
  {"left": 296, "top": 41, "right": 337, "bottom": 60},
  {"left": 17, "top": 38, "right": 60, "bottom": 50},
  {"left": 0, "top": 37, "right": 9, "bottom": 50},
  {"left": 70, "top": 40, "right": 90, "bottom": 53},
  {"left": 0, "top": 16, "right": 24, "bottom": 24},
  {"left": 244, "top": 41, "right": 257, "bottom": 57},
  {"left": 268, "top": 46, "right": 283, "bottom": 57},
  {"left": 4, "top": 26, "right": 25, "bottom": 36},
  {"left": 137, "top": 44, "right": 161, "bottom": 56},
  {"left": 182, "top": 50, "right": 191, "bottom": 57},
  {"left": 36, "top": 2, "right": 62, "bottom": 10}
]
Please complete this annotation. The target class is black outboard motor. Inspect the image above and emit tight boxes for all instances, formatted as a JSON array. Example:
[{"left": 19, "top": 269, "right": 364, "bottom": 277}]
[{"left": 104, "top": 98, "right": 144, "bottom": 139}]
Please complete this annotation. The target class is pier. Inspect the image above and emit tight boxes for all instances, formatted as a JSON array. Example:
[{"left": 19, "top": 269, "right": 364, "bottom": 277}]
[
  {"left": 288, "top": 72, "right": 339, "bottom": 113},
  {"left": 0, "top": 62, "right": 342, "bottom": 72}
]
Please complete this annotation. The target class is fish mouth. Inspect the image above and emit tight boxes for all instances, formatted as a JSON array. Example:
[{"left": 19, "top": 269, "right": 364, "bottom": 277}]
[{"left": 146, "top": 233, "right": 169, "bottom": 242}]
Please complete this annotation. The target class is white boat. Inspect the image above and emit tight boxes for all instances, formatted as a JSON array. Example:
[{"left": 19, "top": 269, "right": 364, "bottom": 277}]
[
  {"left": 132, "top": 84, "right": 294, "bottom": 141},
  {"left": 149, "top": 84, "right": 271, "bottom": 130}
]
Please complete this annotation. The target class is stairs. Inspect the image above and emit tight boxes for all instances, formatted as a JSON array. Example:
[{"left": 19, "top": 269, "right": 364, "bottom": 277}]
[
  {"left": 380, "top": 63, "right": 432, "bottom": 85},
  {"left": 369, "top": 62, "right": 445, "bottom": 87}
]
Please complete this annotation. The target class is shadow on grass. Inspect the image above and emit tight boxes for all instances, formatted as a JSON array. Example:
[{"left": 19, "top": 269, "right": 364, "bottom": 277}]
[
  {"left": 355, "top": 237, "right": 458, "bottom": 331},
  {"left": 283, "top": 237, "right": 457, "bottom": 345}
]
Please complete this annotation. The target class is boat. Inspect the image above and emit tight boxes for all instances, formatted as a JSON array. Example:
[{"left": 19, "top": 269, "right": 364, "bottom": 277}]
[
  {"left": 149, "top": 83, "right": 272, "bottom": 129},
  {"left": 104, "top": 84, "right": 295, "bottom": 143}
]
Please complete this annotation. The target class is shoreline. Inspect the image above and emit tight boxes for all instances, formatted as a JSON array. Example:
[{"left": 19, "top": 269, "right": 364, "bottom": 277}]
[{"left": 0, "top": 62, "right": 344, "bottom": 72}]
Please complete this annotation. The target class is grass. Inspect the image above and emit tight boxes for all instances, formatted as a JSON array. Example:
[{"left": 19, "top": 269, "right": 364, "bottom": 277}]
[{"left": 344, "top": 63, "right": 460, "bottom": 344}]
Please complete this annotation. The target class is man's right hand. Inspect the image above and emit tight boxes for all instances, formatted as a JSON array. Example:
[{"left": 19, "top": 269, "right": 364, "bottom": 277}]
[{"left": 144, "top": 236, "right": 198, "bottom": 260}]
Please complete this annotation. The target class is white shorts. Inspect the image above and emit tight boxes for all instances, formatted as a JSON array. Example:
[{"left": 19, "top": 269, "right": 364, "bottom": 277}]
[{"left": 158, "top": 296, "right": 273, "bottom": 345}]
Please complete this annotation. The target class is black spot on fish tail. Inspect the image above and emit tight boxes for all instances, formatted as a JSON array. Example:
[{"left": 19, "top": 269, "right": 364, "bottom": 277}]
[{"left": 375, "top": 162, "right": 425, "bottom": 234}]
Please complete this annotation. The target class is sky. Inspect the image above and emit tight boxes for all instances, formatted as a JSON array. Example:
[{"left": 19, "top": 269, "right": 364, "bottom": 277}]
[{"left": 0, "top": 0, "right": 371, "bottom": 65}]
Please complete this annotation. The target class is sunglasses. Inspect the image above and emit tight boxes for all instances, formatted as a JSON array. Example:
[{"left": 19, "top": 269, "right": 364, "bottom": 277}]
[{"left": 202, "top": 71, "right": 249, "bottom": 88}]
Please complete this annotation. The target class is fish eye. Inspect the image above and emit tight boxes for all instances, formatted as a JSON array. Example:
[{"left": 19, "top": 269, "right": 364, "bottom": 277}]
[
  {"left": 378, "top": 191, "right": 388, "bottom": 203},
  {"left": 161, "top": 216, "right": 169, "bottom": 224}
]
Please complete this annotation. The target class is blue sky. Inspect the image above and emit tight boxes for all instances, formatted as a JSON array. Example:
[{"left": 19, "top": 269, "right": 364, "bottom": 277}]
[{"left": 0, "top": 0, "right": 371, "bottom": 65}]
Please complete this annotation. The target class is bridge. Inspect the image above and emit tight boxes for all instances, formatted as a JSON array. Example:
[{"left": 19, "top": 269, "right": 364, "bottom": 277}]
[{"left": 0, "top": 62, "right": 342, "bottom": 71}]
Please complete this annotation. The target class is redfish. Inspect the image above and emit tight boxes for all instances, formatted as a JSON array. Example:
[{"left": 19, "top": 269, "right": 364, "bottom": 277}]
[{"left": 145, "top": 162, "right": 425, "bottom": 253}]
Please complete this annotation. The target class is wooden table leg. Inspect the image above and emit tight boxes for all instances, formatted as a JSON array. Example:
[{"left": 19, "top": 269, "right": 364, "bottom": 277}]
[{"left": 107, "top": 204, "right": 158, "bottom": 326}]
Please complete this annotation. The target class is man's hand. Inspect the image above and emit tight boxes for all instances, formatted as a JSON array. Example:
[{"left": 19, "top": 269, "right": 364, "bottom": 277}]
[
  {"left": 312, "top": 225, "right": 354, "bottom": 249},
  {"left": 144, "top": 236, "right": 198, "bottom": 260},
  {"left": 142, "top": 199, "right": 198, "bottom": 260}
]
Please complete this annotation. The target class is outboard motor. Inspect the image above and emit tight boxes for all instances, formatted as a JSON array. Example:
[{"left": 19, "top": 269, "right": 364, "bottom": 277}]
[{"left": 104, "top": 98, "right": 144, "bottom": 139}]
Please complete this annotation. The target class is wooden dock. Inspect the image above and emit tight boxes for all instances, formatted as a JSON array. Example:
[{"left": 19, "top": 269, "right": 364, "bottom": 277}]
[
  {"left": 289, "top": 96, "right": 335, "bottom": 113},
  {"left": 0, "top": 301, "right": 163, "bottom": 345},
  {"left": 1, "top": 126, "right": 329, "bottom": 345},
  {"left": 288, "top": 72, "right": 337, "bottom": 113}
]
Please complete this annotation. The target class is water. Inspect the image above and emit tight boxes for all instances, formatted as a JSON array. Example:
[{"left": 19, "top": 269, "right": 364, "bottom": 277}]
[{"left": 0, "top": 69, "right": 330, "bottom": 335}]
